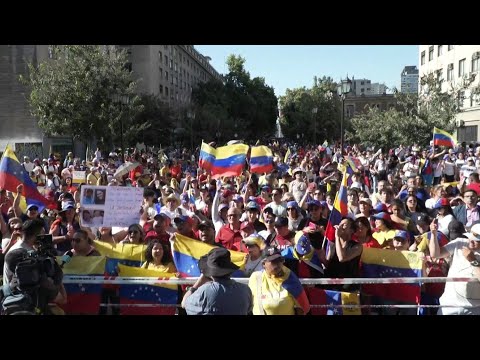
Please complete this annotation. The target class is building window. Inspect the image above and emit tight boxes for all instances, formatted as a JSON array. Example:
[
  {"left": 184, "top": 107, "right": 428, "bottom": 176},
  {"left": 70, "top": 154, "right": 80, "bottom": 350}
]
[
  {"left": 159, "top": 51, "right": 162, "bottom": 62},
  {"left": 170, "top": 75, "right": 173, "bottom": 85},
  {"left": 436, "top": 69, "right": 444, "bottom": 82},
  {"left": 447, "top": 64, "right": 454, "bottom": 81},
  {"left": 448, "top": 45, "right": 454, "bottom": 51},
  {"left": 175, "top": 62, "right": 178, "bottom": 72},
  {"left": 164, "top": 55, "right": 168, "bottom": 66},
  {"left": 170, "top": 60, "right": 173, "bottom": 69},
  {"left": 459, "top": 58, "right": 466, "bottom": 77},
  {"left": 458, "top": 90, "right": 465, "bottom": 108},
  {"left": 159, "top": 84, "right": 163, "bottom": 94},
  {"left": 428, "top": 46, "right": 434, "bottom": 61},
  {"left": 421, "top": 51, "right": 425, "bottom": 65},
  {"left": 360, "top": 81, "right": 364, "bottom": 85},
  {"left": 457, "top": 125, "right": 477, "bottom": 143},
  {"left": 159, "top": 67, "right": 163, "bottom": 78},
  {"left": 437, "top": 45, "right": 443, "bottom": 57},
  {"left": 165, "top": 71, "right": 168, "bottom": 80},
  {"left": 472, "top": 57, "right": 479, "bottom": 73},
  {"left": 165, "top": 87, "right": 169, "bottom": 96},
  {"left": 360, "top": 88, "right": 365, "bottom": 93},
  {"left": 48, "top": 46, "right": 54, "bottom": 59}
]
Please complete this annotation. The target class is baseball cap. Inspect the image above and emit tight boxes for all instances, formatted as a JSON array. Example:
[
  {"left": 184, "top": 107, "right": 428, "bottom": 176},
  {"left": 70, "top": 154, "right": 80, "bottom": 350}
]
[
  {"left": 60, "top": 201, "right": 76, "bottom": 212},
  {"left": 246, "top": 201, "right": 259, "bottom": 210},
  {"left": 373, "top": 212, "right": 391, "bottom": 222},
  {"left": 261, "top": 246, "right": 283, "bottom": 262},
  {"left": 218, "top": 203, "right": 229, "bottom": 212},
  {"left": 294, "top": 232, "right": 312, "bottom": 256},
  {"left": 173, "top": 215, "right": 192, "bottom": 228},
  {"left": 434, "top": 198, "right": 450, "bottom": 209},
  {"left": 26, "top": 204, "right": 39, "bottom": 211},
  {"left": 222, "top": 189, "right": 234, "bottom": 198},
  {"left": 198, "top": 220, "right": 215, "bottom": 231},
  {"left": 242, "top": 235, "right": 265, "bottom": 249},
  {"left": 153, "top": 213, "right": 168, "bottom": 222},
  {"left": 393, "top": 230, "right": 409, "bottom": 242},
  {"left": 233, "top": 194, "right": 243, "bottom": 202},
  {"left": 261, "top": 185, "right": 271, "bottom": 193},
  {"left": 307, "top": 200, "right": 322, "bottom": 209},
  {"left": 463, "top": 223, "right": 480, "bottom": 241},
  {"left": 286, "top": 201, "right": 298, "bottom": 209},
  {"left": 274, "top": 217, "right": 289, "bottom": 228},
  {"left": 359, "top": 198, "right": 372, "bottom": 207},
  {"left": 374, "top": 203, "right": 389, "bottom": 213}
]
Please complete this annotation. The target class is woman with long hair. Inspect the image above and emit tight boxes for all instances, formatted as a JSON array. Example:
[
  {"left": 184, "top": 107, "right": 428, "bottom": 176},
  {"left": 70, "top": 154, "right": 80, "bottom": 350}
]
[{"left": 141, "top": 240, "right": 176, "bottom": 272}]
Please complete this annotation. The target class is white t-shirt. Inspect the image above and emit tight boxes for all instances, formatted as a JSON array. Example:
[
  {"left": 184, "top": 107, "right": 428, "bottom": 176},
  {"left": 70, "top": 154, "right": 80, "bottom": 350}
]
[
  {"left": 439, "top": 238, "right": 480, "bottom": 315},
  {"left": 374, "top": 159, "right": 387, "bottom": 172}
]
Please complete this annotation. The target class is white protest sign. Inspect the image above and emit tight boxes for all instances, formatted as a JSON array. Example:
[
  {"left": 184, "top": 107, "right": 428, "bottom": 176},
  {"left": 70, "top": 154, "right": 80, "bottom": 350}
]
[
  {"left": 80, "top": 185, "right": 144, "bottom": 228},
  {"left": 73, "top": 171, "right": 86, "bottom": 184}
]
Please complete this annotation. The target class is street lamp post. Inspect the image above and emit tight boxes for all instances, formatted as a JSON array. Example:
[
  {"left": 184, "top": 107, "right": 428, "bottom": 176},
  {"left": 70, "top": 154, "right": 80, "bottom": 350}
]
[
  {"left": 113, "top": 93, "right": 130, "bottom": 164},
  {"left": 187, "top": 110, "right": 196, "bottom": 151},
  {"left": 337, "top": 77, "right": 352, "bottom": 153},
  {"left": 312, "top": 107, "right": 318, "bottom": 145}
]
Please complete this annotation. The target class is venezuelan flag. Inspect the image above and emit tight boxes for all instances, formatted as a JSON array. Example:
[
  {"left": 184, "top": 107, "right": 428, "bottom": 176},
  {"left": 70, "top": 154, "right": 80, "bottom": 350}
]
[
  {"left": 361, "top": 247, "right": 423, "bottom": 304},
  {"left": 305, "top": 288, "right": 361, "bottom": 315},
  {"left": 199, "top": 141, "right": 216, "bottom": 172},
  {"left": 118, "top": 264, "right": 178, "bottom": 315},
  {"left": 60, "top": 256, "right": 107, "bottom": 314},
  {"left": 433, "top": 127, "right": 456, "bottom": 148},
  {"left": 172, "top": 233, "right": 246, "bottom": 277},
  {"left": 250, "top": 146, "right": 274, "bottom": 174},
  {"left": 325, "top": 169, "right": 349, "bottom": 241},
  {"left": 278, "top": 267, "right": 311, "bottom": 314},
  {"left": 0, "top": 145, "right": 53, "bottom": 212},
  {"left": 94, "top": 240, "right": 147, "bottom": 275},
  {"left": 211, "top": 143, "right": 249, "bottom": 178}
]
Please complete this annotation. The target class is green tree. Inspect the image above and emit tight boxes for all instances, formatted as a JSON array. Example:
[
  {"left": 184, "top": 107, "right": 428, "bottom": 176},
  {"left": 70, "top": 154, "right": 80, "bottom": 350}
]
[
  {"left": 278, "top": 76, "right": 340, "bottom": 144},
  {"left": 192, "top": 54, "right": 277, "bottom": 145},
  {"left": 20, "top": 45, "right": 144, "bottom": 148},
  {"left": 349, "top": 74, "right": 476, "bottom": 149}
]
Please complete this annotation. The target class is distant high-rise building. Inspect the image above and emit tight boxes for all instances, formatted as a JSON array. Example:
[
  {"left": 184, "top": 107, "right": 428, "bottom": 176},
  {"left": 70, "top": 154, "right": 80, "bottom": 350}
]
[
  {"left": 350, "top": 78, "right": 372, "bottom": 96},
  {"left": 370, "top": 83, "right": 388, "bottom": 95},
  {"left": 419, "top": 45, "right": 480, "bottom": 142},
  {"left": 400, "top": 65, "right": 419, "bottom": 94}
]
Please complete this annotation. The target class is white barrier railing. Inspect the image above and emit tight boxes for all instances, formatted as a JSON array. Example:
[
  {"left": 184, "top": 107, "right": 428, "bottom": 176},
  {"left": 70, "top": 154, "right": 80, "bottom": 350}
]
[{"left": 63, "top": 276, "right": 480, "bottom": 285}]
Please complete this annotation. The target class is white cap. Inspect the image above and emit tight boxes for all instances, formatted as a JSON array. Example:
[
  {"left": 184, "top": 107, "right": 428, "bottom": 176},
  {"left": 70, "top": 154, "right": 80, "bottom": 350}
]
[{"left": 464, "top": 223, "right": 480, "bottom": 241}]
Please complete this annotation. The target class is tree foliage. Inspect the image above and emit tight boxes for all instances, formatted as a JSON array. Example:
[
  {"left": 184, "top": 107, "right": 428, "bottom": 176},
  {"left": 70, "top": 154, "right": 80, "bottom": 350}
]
[
  {"left": 20, "top": 45, "right": 144, "bottom": 146},
  {"left": 350, "top": 74, "right": 477, "bottom": 148},
  {"left": 278, "top": 76, "right": 340, "bottom": 144},
  {"left": 191, "top": 54, "right": 277, "bottom": 144}
]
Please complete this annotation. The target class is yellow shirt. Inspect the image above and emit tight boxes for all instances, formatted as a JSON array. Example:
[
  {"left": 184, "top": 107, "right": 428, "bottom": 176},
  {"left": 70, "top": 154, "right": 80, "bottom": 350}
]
[
  {"left": 248, "top": 267, "right": 296, "bottom": 315},
  {"left": 141, "top": 261, "right": 177, "bottom": 273}
]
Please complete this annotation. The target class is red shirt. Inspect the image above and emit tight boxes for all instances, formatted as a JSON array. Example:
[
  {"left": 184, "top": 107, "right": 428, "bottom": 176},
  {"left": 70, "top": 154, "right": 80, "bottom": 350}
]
[
  {"left": 271, "top": 232, "right": 295, "bottom": 250},
  {"left": 170, "top": 165, "right": 182, "bottom": 179},
  {"left": 215, "top": 224, "right": 243, "bottom": 251},
  {"left": 468, "top": 182, "right": 480, "bottom": 196}
]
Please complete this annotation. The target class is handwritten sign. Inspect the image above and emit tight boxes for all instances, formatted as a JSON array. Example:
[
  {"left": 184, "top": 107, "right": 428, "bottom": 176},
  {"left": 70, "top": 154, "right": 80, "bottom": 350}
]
[
  {"left": 73, "top": 171, "right": 86, "bottom": 184},
  {"left": 80, "top": 186, "right": 144, "bottom": 228}
]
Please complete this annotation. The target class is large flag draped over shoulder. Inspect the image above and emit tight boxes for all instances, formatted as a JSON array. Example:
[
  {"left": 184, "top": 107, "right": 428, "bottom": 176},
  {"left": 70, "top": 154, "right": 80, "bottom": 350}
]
[
  {"left": 276, "top": 267, "right": 310, "bottom": 314},
  {"left": 94, "top": 240, "right": 147, "bottom": 275},
  {"left": 250, "top": 145, "right": 274, "bottom": 174},
  {"left": 118, "top": 264, "right": 178, "bottom": 315},
  {"left": 433, "top": 127, "right": 456, "bottom": 148},
  {"left": 305, "top": 288, "right": 361, "bottom": 315},
  {"left": 0, "top": 145, "right": 52, "bottom": 212},
  {"left": 60, "top": 256, "right": 106, "bottom": 314},
  {"left": 325, "top": 169, "right": 349, "bottom": 241},
  {"left": 361, "top": 247, "right": 423, "bottom": 304},
  {"left": 172, "top": 233, "right": 246, "bottom": 277}
]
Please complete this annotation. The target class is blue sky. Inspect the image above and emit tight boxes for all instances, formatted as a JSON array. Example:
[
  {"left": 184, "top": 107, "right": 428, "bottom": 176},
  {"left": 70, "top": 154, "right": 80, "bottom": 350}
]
[{"left": 195, "top": 45, "right": 418, "bottom": 97}]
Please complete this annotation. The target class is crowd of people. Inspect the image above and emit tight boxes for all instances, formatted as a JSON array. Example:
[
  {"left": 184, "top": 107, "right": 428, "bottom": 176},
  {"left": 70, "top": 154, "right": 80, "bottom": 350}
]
[{"left": 1, "top": 139, "right": 480, "bottom": 315}]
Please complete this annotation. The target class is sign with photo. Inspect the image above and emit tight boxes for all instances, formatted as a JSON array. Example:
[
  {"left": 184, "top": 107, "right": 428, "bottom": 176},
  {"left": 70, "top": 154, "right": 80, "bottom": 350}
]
[{"left": 80, "top": 185, "right": 144, "bottom": 227}]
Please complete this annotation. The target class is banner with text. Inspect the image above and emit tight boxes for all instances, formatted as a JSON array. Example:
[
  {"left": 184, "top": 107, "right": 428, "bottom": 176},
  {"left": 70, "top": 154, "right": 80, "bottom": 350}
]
[{"left": 80, "top": 185, "right": 144, "bottom": 228}]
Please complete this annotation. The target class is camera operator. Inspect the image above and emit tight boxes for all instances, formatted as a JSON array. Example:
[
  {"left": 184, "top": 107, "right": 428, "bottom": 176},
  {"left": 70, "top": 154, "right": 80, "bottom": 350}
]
[{"left": 2, "top": 219, "right": 65, "bottom": 315}]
